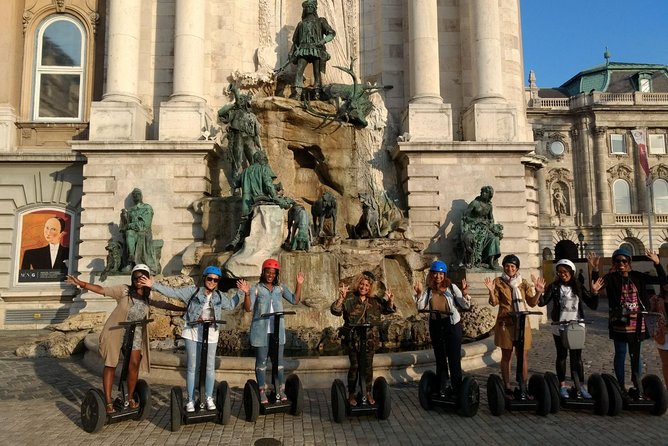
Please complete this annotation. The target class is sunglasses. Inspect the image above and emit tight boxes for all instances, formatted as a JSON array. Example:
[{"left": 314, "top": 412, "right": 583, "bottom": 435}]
[
  {"left": 205, "top": 276, "right": 220, "bottom": 283},
  {"left": 613, "top": 258, "right": 629, "bottom": 264}
]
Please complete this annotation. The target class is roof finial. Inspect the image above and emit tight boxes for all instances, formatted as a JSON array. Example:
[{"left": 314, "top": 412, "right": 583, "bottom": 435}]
[{"left": 604, "top": 47, "right": 611, "bottom": 66}]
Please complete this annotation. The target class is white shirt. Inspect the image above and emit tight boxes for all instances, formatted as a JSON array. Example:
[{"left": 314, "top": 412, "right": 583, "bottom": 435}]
[
  {"left": 49, "top": 243, "right": 59, "bottom": 268},
  {"left": 552, "top": 285, "right": 581, "bottom": 336},
  {"left": 181, "top": 292, "right": 220, "bottom": 344}
]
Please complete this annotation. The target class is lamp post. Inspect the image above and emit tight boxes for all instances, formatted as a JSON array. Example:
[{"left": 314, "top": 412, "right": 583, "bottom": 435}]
[{"left": 577, "top": 232, "right": 588, "bottom": 258}]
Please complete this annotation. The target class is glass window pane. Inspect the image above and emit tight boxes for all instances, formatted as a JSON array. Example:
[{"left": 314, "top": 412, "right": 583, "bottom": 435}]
[
  {"left": 37, "top": 74, "right": 80, "bottom": 118},
  {"left": 654, "top": 179, "right": 668, "bottom": 214},
  {"left": 613, "top": 180, "right": 631, "bottom": 214},
  {"left": 610, "top": 134, "right": 626, "bottom": 154},
  {"left": 41, "top": 20, "right": 81, "bottom": 66},
  {"left": 649, "top": 134, "right": 666, "bottom": 155}
]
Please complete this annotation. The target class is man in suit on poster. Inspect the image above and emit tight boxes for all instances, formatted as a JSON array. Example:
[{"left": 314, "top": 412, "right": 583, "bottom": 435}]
[{"left": 21, "top": 217, "right": 69, "bottom": 271}]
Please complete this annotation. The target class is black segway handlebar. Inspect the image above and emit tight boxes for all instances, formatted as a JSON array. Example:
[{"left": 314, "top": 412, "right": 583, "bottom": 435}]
[
  {"left": 508, "top": 311, "right": 543, "bottom": 317},
  {"left": 188, "top": 319, "right": 227, "bottom": 327},
  {"left": 260, "top": 310, "right": 297, "bottom": 318},
  {"left": 117, "top": 318, "right": 153, "bottom": 327},
  {"left": 418, "top": 309, "right": 453, "bottom": 316},
  {"left": 551, "top": 319, "right": 587, "bottom": 325}
]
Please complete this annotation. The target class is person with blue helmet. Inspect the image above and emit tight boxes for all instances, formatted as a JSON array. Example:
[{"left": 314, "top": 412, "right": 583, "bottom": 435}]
[
  {"left": 589, "top": 249, "right": 667, "bottom": 399},
  {"left": 141, "top": 265, "right": 246, "bottom": 412},
  {"left": 414, "top": 260, "right": 471, "bottom": 396}
]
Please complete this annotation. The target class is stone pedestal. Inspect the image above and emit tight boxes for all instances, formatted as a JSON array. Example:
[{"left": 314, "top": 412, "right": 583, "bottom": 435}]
[
  {"left": 401, "top": 102, "right": 452, "bottom": 142},
  {"left": 158, "top": 101, "right": 210, "bottom": 141},
  {"left": 89, "top": 101, "right": 150, "bottom": 141},
  {"left": 462, "top": 103, "right": 518, "bottom": 142},
  {"left": 0, "top": 104, "right": 16, "bottom": 152}
]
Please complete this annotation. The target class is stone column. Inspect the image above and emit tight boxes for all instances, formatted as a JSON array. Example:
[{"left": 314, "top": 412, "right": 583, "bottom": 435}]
[
  {"left": 89, "top": 0, "right": 149, "bottom": 140},
  {"left": 593, "top": 127, "right": 612, "bottom": 216},
  {"left": 401, "top": 0, "right": 452, "bottom": 142},
  {"left": 159, "top": 0, "right": 210, "bottom": 140}
]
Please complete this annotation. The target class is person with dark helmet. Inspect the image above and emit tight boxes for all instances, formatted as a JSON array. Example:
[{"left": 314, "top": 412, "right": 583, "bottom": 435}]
[
  {"left": 238, "top": 259, "right": 304, "bottom": 404},
  {"left": 538, "top": 258, "right": 604, "bottom": 398},
  {"left": 141, "top": 265, "right": 246, "bottom": 412},
  {"left": 589, "top": 248, "right": 667, "bottom": 399},
  {"left": 414, "top": 260, "right": 471, "bottom": 397},
  {"left": 484, "top": 254, "right": 544, "bottom": 396}
]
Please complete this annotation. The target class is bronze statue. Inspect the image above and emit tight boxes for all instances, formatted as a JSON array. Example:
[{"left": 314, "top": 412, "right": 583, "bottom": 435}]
[
  {"left": 311, "top": 191, "right": 337, "bottom": 237},
  {"left": 120, "top": 188, "right": 160, "bottom": 273},
  {"left": 289, "top": 0, "right": 336, "bottom": 100},
  {"left": 286, "top": 203, "right": 311, "bottom": 252},
  {"left": 217, "top": 84, "right": 263, "bottom": 181},
  {"left": 459, "top": 186, "right": 503, "bottom": 269},
  {"left": 100, "top": 240, "right": 122, "bottom": 281}
]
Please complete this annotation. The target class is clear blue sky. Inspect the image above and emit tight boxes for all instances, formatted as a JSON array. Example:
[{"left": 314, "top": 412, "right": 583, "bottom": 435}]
[{"left": 520, "top": 0, "right": 668, "bottom": 88}]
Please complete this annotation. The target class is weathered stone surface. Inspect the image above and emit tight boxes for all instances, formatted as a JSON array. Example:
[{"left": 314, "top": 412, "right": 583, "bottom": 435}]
[
  {"left": 47, "top": 312, "right": 108, "bottom": 332},
  {"left": 148, "top": 314, "right": 174, "bottom": 340},
  {"left": 460, "top": 303, "right": 496, "bottom": 338},
  {"left": 16, "top": 331, "right": 88, "bottom": 358}
]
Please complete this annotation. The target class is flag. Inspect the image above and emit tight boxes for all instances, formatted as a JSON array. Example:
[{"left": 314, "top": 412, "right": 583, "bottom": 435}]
[{"left": 631, "top": 129, "right": 651, "bottom": 180}]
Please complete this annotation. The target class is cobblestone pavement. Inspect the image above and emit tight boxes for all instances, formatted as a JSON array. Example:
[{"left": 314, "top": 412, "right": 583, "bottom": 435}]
[{"left": 2, "top": 301, "right": 668, "bottom": 445}]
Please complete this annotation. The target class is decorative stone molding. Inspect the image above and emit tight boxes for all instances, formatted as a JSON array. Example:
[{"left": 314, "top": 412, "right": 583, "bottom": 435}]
[
  {"left": 545, "top": 168, "right": 573, "bottom": 188},
  {"left": 651, "top": 163, "right": 668, "bottom": 180},
  {"left": 54, "top": 0, "right": 66, "bottom": 13},
  {"left": 607, "top": 164, "right": 634, "bottom": 182},
  {"left": 594, "top": 126, "right": 608, "bottom": 136},
  {"left": 546, "top": 132, "right": 569, "bottom": 159}
]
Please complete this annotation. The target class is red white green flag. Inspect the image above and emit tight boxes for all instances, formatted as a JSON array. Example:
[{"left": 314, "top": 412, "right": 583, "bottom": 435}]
[{"left": 631, "top": 129, "right": 651, "bottom": 181}]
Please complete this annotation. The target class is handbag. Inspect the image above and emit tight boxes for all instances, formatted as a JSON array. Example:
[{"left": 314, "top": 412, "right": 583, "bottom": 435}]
[
  {"left": 561, "top": 322, "right": 586, "bottom": 350},
  {"left": 644, "top": 311, "right": 667, "bottom": 343}
]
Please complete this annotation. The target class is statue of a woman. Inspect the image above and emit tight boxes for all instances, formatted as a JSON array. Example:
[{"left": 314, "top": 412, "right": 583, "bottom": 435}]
[{"left": 460, "top": 186, "right": 503, "bottom": 268}]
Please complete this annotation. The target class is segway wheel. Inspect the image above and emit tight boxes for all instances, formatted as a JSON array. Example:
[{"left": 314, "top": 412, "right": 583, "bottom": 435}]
[
  {"left": 81, "top": 388, "right": 106, "bottom": 433},
  {"left": 331, "top": 379, "right": 347, "bottom": 423},
  {"left": 216, "top": 381, "right": 232, "bottom": 424},
  {"left": 285, "top": 374, "right": 304, "bottom": 416},
  {"left": 418, "top": 370, "right": 437, "bottom": 411},
  {"left": 601, "top": 373, "right": 622, "bottom": 416},
  {"left": 544, "top": 372, "right": 560, "bottom": 414},
  {"left": 170, "top": 387, "right": 183, "bottom": 432},
  {"left": 642, "top": 374, "right": 668, "bottom": 416},
  {"left": 373, "top": 377, "right": 391, "bottom": 420},
  {"left": 134, "top": 379, "right": 151, "bottom": 421},
  {"left": 528, "top": 374, "right": 550, "bottom": 416},
  {"left": 486, "top": 374, "right": 506, "bottom": 416},
  {"left": 457, "top": 375, "right": 480, "bottom": 417},
  {"left": 587, "top": 373, "right": 609, "bottom": 416},
  {"left": 243, "top": 379, "right": 260, "bottom": 422}
]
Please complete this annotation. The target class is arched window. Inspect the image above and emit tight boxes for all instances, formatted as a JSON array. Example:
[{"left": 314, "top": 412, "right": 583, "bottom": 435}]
[
  {"left": 33, "top": 16, "right": 85, "bottom": 121},
  {"left": 653, "top": 179, "right": 668, "bottom": 214},
  {"left": 613, "top": 179, "right": 631, "bottom": 214}
]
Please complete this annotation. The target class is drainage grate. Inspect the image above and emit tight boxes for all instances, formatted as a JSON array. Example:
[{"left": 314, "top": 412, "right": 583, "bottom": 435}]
[{"left": 5, "top": 308, "right": 70, "bottom": 325}]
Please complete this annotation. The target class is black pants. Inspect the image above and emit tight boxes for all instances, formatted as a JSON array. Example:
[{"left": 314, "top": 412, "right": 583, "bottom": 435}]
[
  {"left": 429, "top": 318, "right": 463, "bottom": 392},
  {"left": 552, "top": 334, "right": 584, "bottom": 384},
  {"left": 347, "top": 338, "right": 376, "bottom": 394}
]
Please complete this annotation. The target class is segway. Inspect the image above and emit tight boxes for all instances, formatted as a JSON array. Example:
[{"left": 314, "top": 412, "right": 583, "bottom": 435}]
[
  {"left": 601, "top": 311, "right": 668, "bottom": 416},
  {"left": 331, "top": 322, "right": 391, "bottom": 422},
  {"left": 243, "top": 311, "right": 303, "bottom": 421},
  {"left": 170, "top": 319, "right": 232, "bottom": 431},
  {"left": 487, "top": 310, "right": 550, "bottom": 416},
  {"left": 543, "top": 319, "right": 609, "bottom": 415},
  {"left": 417, "top": 309, "right": 479, "bottom": 417},
  {"left": 81, "top": 318, "right": 153, "bottom": 433}
]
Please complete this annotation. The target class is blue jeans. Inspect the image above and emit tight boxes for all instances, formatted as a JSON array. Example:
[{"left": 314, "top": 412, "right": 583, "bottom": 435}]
[
  {"left": 255, "top": 335, "right": 285, "bottom": 390},
  {"left": 613, "top": 339, "right": 642, "bottom": 388},
  {"left": 185, "top": 338, "right": 217, "bottom": 401}
]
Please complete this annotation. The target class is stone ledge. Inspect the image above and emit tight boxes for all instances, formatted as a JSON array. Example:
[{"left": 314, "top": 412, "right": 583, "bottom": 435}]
[{"left": 83, "top": 334, "right": 500, "bottom": 389}]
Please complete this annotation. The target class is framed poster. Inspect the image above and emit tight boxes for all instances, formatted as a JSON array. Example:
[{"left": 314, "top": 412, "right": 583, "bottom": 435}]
[{"left": 17, "top": 208, "right": 73, "bottom": 283}]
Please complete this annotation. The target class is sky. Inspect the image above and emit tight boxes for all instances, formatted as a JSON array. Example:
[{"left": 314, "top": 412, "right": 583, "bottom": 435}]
[{"left": 520, "top": 0, "right": 668, "bottom": 88}]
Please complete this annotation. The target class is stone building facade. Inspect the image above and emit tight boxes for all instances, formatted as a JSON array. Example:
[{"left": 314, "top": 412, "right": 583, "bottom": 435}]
[{"left": 0, "top": 0, "right": 539, "bottom": 327}]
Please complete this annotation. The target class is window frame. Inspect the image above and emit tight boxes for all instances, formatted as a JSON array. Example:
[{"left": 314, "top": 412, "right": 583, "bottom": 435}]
[
  {"left": 649, "top": 134, "right": 666, "bottom": 155},
  {"left": 610, "top": 134, "right": 627, "bottom": 155},
  {"left": 32, "top": 15, "right": 86, "bottom": 122},
  {"left": 612, "top": 179, "right": 632, "bottom": 214},
  {"left": 653, "top": 178, "right": 668, "bottom": 214}
]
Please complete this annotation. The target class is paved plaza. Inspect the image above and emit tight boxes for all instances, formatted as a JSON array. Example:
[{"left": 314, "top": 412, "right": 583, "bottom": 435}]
[{"left": 2, "top": 302, "right": 668, "bottom": 445}]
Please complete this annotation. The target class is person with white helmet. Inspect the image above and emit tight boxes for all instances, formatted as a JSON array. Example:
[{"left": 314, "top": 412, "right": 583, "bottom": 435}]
[
  {"left": 66, "top": 264, "right": 180, "bottom": 414},
  {"left": 414, "top": 260, "right": 471, "bottom": 397},
  {"left": 539, "top": 258, "right": 604, "bottom": 398},
  {"left": 140, "top": 265, "right": 245, "bottom": 412},
  {"left": 239, "top": 258, "right": 304, "bottom": 404}
]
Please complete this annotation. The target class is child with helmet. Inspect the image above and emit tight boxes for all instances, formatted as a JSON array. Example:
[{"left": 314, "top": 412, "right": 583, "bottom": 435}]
[
  {"left": 484, "top": 254, "right": 544, "bottom": 396},
  {"left": 238, "top": 258, "right": 305, "bottom": 404},
  {"left": 141, "top": 265, "right": 246, "bottom": 412},
  {"left": 414, "top": 260, "right": 471, "bottom": 397},
  {"left": 539, "top": 258, "right": 603, "bottom": 398},
  {"left": 67, "top": 264, "right": 183, "bottom": 414}
]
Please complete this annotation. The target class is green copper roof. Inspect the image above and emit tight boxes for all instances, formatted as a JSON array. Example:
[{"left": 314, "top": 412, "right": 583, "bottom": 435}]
[{"left": 560, "top": 62, "right": 668, "bottom": 95}]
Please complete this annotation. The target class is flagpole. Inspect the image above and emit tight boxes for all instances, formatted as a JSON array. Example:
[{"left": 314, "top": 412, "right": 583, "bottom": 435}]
[{"left": 647, "top": 174, "right": 654, "bottom": 251}]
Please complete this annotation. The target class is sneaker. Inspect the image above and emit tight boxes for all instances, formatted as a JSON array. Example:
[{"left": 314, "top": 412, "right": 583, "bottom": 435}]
[
  {"left": 579, "top": 387, "right": 592, "bottom": 399},
  {"left": 185, "top": 400, "right": 195, "bottom": 413},
  {"left": 559, "top": 386, "right": 570, "bottom": 399},
  {"left": 205, "top": 396, "right": 216, "bottom": 411}
]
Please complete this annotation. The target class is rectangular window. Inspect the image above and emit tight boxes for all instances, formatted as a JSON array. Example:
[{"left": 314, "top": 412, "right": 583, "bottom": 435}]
[
  {"left": 610, "top": 134, "right": 626, "bottom": 154},
  {"left": 649, "top": 134, "right": 666, "bottom": 155}
]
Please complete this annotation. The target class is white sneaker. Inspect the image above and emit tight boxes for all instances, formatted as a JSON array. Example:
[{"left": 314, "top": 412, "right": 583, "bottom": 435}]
[
  {"left": 205, "top": 396, "right": 216, "bottom": 411},
  {"left": 185, "top": 400, "right": 195, "bottom": 413},
  {"left": 559, "top": 386, "right": 570, "bottom": 399}
]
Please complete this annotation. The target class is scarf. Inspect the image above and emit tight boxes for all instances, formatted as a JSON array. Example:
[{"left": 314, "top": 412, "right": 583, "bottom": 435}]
[{"left": 502, "top": 272, "right": 528, "bottom": 313}]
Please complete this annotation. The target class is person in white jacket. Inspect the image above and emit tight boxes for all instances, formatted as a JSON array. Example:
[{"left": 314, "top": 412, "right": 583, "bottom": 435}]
[{"left": 414, "top": 260, "right": 471, "bottom": 397}]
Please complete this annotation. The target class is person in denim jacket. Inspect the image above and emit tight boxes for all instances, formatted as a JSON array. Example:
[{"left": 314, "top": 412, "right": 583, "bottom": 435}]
[
  {"left": 239, "top": 258, "right": 304, "bottom": 404},
  {"left": 141, "top": 265, "right": 245, "bottom": 412}
]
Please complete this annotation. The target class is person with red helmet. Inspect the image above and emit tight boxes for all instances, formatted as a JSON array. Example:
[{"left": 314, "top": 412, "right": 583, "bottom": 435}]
[{"left": 239, "top": 258, "right": 305, "bottom": 404}]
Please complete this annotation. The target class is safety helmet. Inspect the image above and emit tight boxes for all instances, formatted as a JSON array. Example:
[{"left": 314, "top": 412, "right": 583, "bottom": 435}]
[
  {"left": 202, "top": 265, "right": 222, "bottom": 277},
  {"left": 612, "top": 248, "right": 632, "bottom": 261},
  {"left": 430, "top": 260, "right": 448, "bottom": 274},
  {"left": 262, "top": 258, "right": 280, "bottom": 270},
  {"left": 131, "top": 264, "right": 151, "bottom": 275},
  {"left": 501, "top": 254, "right": 520, "bottom": 268},
  {"left": 555, "top": 259, "right": 575, "bottom": 273}
]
